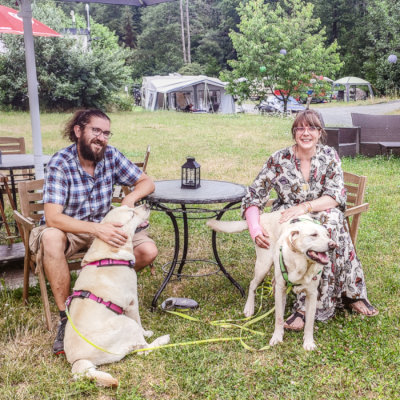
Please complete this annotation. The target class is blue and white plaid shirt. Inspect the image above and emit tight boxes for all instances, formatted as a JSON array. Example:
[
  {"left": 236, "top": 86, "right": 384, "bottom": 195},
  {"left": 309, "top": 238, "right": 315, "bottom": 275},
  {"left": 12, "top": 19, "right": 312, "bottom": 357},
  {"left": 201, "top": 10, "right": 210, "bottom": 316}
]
[{"left": 42, "top": 144, "right": 142, "bottom": 223}]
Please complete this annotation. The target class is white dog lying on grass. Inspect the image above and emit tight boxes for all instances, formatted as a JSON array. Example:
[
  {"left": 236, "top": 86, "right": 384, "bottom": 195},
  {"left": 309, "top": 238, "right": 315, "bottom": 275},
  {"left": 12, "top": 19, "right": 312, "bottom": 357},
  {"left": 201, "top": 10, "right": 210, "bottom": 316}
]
[
  {"left": 207, "top": 211, "right": 337, "bottom": 350},
  {"left": 64, "top": 205, "right": 170, "bottom": 387}
]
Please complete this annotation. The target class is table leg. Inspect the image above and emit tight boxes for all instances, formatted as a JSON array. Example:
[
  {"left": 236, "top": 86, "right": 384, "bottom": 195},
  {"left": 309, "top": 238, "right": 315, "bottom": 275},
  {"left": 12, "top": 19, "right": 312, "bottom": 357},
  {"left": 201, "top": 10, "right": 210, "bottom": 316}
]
[
  {"left": 9, "top": 169, "right": 17, "bottom": 207},
  {"left": 151, "top": 206, "right": 180, "bottom": 310},
  {"left": 212, "top": 202, "right": 245, "bottom": 297},
  {"left": 177, "top": 204, "right": 188, "bottom": 278}
]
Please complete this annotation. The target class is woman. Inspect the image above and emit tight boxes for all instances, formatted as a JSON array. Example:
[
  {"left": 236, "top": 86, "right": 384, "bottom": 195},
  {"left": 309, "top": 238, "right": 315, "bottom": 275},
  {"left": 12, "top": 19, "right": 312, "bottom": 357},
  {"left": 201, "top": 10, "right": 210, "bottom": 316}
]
[{"left": 242, "top": 109, "right": 378, "bottom": 331}]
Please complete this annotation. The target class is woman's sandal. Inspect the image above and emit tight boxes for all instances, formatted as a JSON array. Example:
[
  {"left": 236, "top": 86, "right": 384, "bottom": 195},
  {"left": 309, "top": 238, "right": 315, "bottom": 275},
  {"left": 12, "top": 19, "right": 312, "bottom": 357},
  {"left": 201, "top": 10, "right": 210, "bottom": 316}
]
[
  {"left": 284, "top": 311, "right": 305, "bottom": 331},
  {"left": 343, "top": 298, "right": 379, "bottom": 317}
]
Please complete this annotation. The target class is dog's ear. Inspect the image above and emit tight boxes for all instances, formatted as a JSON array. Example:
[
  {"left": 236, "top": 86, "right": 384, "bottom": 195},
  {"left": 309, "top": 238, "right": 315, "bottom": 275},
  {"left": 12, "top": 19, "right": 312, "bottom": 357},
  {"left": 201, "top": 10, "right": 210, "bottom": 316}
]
[{"left": 290, "top": 230, "right": 300, "bottom": 242}]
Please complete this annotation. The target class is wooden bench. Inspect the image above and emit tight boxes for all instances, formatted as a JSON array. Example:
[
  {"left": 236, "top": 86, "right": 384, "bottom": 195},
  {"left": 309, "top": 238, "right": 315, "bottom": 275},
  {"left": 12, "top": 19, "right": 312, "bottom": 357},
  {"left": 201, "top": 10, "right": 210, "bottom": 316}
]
[
  {"left": 325, "top": 126, "right": 360, "bottom": 157},
  {"left": 351, "top": 113, "right": 400, "bottom": 156}
]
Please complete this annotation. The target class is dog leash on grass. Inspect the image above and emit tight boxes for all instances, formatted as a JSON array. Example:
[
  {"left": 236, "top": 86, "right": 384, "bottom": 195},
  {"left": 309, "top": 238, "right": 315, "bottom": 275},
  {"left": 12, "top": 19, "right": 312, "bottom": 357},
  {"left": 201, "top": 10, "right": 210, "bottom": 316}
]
[
  {"left": 165, "top": 281, "right": 292, "bottom": 352},
  {"left": 65, "top": 280, "right": 291, "bottom": 355},
  {"left": 65, "top": 304, "right": 255, "bottom": 357}
]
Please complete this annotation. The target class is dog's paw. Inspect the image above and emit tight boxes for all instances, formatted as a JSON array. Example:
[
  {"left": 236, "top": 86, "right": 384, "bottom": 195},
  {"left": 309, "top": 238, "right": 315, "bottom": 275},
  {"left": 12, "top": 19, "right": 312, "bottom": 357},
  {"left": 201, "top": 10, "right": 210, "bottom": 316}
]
[
  {"left": 243, "top": 303, "right": 255, "bottom": 318},
  {"left": 303, "top": 340, "right": 316, "bottom": 351},
  {"left": 142, "top": 330, "right": 153, "bottom": 338},
  {"left": 269, "top": 333, "right": 283, "bottom": 346},
  {"left": 154, "top": 334, "right": 170, "bottom": 346}
]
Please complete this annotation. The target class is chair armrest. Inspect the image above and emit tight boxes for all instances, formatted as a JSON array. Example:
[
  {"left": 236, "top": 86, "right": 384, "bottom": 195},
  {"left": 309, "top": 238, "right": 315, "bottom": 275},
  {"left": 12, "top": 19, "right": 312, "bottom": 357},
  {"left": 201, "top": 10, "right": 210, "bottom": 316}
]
[
  {"left": 13, "top": 210, "right": 36, "bottom": 232},
  {"left": 344, "top": 203, "right": 369, "bottom": 218}
]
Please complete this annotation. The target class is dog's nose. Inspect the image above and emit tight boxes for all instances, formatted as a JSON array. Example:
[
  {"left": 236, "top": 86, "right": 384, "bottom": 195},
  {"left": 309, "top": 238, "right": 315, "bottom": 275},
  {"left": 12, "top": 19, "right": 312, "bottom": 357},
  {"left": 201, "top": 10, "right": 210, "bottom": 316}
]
[{"left": 329, "top": 240, "right": 338, "bottom": 250}]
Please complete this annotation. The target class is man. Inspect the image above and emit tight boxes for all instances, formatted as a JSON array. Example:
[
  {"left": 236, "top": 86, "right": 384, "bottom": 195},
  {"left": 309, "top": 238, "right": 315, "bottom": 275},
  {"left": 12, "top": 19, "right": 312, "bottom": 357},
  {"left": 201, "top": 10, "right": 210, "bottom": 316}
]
[{"left": 30, "top": 109, "right": 157, "bottom": 355}]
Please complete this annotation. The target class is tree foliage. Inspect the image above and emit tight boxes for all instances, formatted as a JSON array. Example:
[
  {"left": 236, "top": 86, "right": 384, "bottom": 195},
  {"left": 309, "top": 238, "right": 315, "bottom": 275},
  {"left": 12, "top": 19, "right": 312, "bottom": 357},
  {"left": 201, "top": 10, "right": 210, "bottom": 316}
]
[
  {"left": 222, "top": 0, "right": 342, "bottom": 109},
  {"left": 0, "top": 1, "right": 132, "bottom": 110}
]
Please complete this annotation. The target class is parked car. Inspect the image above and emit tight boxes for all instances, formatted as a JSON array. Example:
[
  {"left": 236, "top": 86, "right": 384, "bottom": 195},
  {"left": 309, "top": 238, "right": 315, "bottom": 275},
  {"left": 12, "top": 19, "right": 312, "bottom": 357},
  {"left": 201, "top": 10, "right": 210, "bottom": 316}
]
[{"left": 257, "top": 95, "right": 306, "bottom": 114}]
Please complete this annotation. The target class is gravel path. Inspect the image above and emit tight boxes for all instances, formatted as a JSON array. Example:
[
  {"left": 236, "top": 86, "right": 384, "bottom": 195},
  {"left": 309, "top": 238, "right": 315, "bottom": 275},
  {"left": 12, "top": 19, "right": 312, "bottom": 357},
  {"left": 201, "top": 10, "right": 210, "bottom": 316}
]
[
  {"left": 317, "top": 100, "right": 400, "bottom": 126},
  {"left": 239, "top": 100, "right": 400, "bottom": 126}
]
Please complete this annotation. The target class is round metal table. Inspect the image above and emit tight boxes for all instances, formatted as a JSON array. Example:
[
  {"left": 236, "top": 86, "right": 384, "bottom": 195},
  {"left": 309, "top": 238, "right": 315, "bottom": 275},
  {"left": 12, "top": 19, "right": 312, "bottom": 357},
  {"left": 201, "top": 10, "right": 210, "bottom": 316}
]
[{"left": 145, "top": 179, "right": 247, "bottom": 309}]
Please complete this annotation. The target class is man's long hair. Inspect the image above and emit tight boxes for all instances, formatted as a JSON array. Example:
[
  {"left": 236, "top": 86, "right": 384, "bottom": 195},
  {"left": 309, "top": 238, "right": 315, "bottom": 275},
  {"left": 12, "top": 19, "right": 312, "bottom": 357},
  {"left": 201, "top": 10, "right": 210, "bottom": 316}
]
[{"left": 63, "top": 109, "right": 110, "bottom": 143}]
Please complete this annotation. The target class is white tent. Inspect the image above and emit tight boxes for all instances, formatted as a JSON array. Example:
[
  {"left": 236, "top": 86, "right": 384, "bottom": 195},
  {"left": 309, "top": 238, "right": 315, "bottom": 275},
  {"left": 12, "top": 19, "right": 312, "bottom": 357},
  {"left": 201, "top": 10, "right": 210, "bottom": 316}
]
[
  {"left": 141, "top": 74, "right": 235, "bottom": 114},
  {"left": 332, "top": 76, "right": 374, "bottom": 101}
]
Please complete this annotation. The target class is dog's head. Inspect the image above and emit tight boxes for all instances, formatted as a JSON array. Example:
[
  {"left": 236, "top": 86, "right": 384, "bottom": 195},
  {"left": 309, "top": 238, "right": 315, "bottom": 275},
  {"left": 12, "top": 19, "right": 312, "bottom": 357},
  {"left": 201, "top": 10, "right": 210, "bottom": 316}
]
[
  {"left": 102, "top": 204, "right": 150, "bottom": 237},
  {"left": 288, "top": 220, "right": 337, "bottom": 265},
  {"left": 81, "top": 204, "right": 150, "bottom": 266}
]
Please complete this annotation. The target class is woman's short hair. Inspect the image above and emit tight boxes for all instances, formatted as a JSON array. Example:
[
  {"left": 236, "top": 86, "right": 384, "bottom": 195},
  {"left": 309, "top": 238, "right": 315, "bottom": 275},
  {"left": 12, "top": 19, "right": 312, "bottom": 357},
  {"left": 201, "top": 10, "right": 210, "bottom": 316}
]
[
  {"left": 291, "top": 109, "right": 327, "bottom": 144},
  {"left": 63, "top": 109, "right": 110, "bottom": 143}
]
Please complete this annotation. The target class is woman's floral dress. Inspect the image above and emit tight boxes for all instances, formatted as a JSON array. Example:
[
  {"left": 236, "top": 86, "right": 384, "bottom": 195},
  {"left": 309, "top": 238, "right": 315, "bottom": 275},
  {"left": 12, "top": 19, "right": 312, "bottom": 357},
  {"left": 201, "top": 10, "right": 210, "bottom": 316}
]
[{"left": 241, "top": 144, "right": 369, "bottom": 321}]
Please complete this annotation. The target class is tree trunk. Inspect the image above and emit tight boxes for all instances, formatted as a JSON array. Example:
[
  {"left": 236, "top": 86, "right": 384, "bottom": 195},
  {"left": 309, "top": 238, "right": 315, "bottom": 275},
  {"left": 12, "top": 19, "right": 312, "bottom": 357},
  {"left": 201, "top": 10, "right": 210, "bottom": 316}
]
[
  {"left": 186, "top": 0, "right": 191, "bottom": 64},
  {"left": 180, "top": 0, "right": 187, "bottom": 64}
]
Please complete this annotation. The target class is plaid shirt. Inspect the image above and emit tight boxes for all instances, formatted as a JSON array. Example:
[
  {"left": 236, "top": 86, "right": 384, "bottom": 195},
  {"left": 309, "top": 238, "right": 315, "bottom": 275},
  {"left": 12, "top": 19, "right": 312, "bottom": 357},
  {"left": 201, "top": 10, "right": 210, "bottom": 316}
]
[{"left": 42, "top": 144, "right": 142, "bottom": 223}]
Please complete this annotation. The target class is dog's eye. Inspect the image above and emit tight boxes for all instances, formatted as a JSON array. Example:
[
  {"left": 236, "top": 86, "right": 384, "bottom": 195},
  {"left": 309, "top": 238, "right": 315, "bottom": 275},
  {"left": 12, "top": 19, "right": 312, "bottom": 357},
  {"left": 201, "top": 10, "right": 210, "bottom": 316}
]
[{"left": 311, "top": 233, "right": 319, "bottom": 237}]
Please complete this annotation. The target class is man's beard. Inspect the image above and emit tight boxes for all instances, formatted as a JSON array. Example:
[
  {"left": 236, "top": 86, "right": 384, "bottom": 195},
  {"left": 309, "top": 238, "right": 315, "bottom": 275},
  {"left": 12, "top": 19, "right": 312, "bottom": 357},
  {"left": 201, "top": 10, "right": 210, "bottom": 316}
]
[{"left": 78, "top": 136, "right": 106, "bottom": 162}]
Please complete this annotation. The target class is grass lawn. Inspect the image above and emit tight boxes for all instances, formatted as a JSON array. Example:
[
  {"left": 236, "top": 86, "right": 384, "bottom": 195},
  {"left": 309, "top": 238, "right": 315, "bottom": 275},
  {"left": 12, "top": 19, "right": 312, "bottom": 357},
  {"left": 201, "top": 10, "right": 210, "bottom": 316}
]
[{"left": 1, "top": 109, "right": 399, "bottom": 399}]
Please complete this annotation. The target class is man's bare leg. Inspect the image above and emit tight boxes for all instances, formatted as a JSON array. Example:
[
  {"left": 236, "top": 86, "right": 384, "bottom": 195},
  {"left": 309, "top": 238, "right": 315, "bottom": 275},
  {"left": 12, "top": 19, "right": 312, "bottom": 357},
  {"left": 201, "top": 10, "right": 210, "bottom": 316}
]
[
  {"left": 134, "top": 242, "right": 158, "bottom": 271},
  {"left": 41, "top": 228, "right": 70, "bottom": 311}
]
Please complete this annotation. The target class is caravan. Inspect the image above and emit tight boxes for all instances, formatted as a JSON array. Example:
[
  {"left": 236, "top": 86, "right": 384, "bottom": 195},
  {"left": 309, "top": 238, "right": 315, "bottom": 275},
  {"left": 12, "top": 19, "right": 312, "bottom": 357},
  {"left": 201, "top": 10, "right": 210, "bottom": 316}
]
[{"left": 141, "top": 74, "right": 235, "bottom": 114}]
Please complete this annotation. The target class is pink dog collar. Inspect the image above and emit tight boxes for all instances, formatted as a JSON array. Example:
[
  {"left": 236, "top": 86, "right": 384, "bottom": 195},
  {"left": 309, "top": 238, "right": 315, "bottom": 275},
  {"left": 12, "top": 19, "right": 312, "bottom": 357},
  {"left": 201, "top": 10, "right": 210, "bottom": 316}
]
[
  {"left": 83, "top": 258, "right": 135, "bottom": 268},
  {"left": 66, "top": 290, "right": 124, "bottom": 315}
]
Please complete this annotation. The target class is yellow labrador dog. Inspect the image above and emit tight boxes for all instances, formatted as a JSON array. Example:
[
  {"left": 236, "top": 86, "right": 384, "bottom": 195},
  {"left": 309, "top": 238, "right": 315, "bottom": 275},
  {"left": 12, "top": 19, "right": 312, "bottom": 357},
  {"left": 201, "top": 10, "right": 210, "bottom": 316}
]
[
  {"left": 64, "top": 205, "right": 170, "bottom": 387},
  {"left": 207, "top": 211, "right": 336, "bottom": 351}
]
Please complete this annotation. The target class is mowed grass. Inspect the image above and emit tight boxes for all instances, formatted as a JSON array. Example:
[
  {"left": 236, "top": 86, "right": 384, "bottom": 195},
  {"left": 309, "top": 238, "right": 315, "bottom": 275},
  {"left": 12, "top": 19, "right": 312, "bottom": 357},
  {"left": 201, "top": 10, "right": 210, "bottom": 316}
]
[{"left": 0, "top": 109, "right": 399, "bottom": 399}]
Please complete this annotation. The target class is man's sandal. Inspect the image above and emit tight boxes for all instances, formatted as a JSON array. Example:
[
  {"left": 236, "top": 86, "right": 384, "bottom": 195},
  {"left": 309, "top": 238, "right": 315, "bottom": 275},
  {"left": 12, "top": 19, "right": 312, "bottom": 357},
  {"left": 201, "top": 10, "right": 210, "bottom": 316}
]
[
  {"left": 343, "top": 298, "right": 379, "bottom": 317},
  {"left": 284, "top": 311, "right": 305, "bottom": 331}
]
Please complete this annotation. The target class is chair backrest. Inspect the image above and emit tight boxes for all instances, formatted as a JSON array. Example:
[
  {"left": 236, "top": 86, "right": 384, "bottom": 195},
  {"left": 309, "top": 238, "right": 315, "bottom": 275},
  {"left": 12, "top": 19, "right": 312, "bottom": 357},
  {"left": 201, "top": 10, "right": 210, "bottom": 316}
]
[
  {"left": 0, "top": 137, "right": 26, "bottom": 154},
  {"left": 18, "top": 179, "right": 45, "bottom": 223},
  {"left": 114, "top": 145, "right": 151, "bottom": 202},
  {"left": 343, "top": 171, "right": 367, "bottom": 245},
  {"left": 134, "top": 145, "right": 151, "bottom": 173}
]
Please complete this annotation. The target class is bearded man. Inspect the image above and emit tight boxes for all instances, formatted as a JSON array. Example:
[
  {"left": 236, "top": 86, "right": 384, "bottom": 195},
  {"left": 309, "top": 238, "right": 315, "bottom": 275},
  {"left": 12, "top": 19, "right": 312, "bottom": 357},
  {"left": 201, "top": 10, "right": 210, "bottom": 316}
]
[{"left": 30, "top": 109, "right": 157, "bottom": 355}]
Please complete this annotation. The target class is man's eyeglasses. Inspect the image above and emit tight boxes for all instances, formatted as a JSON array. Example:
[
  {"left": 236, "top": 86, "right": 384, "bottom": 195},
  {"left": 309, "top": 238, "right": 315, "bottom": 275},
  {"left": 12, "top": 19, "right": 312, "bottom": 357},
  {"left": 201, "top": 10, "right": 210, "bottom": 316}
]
[
  {"left": 294, "top": 126, "right": 319, "bottom": 134},
  {"left": 90, "top": 127, "right": 113, "bottom": 139}
]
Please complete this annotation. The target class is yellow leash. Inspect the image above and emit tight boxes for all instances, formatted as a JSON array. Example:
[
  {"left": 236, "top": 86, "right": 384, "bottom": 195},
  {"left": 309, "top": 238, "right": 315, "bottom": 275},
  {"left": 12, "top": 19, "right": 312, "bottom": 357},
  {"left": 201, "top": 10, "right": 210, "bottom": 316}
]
[
  {"left": 66, "top": 307, "right": 252, "bottom": 356},
  {"left": 65, "top": 280, "right": 287, "bottom": 355}
]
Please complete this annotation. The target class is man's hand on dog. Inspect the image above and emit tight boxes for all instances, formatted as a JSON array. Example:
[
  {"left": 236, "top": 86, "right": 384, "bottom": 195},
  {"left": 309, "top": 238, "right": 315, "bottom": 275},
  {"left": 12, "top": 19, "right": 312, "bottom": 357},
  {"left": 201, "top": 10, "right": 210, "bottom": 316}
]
[
  {"left": 255, "top": 226, "right": 270, "bottom": 248},
  {"left": 96, "top": 223, "right": 128, "bottom": 247}
]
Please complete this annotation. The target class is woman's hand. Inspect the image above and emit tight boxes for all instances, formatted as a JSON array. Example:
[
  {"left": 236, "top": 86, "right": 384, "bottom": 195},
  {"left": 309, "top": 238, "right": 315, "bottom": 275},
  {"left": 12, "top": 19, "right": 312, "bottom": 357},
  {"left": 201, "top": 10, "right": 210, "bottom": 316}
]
[
  {"left": 254, "top": 226, "right": 270, "bottom": 249},
  {"left": 279, "top": 205, "right": 306, "bottom": 223}
]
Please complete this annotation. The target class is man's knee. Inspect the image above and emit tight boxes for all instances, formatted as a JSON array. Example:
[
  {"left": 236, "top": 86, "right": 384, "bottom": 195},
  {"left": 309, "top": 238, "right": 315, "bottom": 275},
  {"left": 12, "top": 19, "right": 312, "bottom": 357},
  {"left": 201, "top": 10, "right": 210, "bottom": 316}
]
[
  {"left": 41, "top": 228, "right": 67, "bottom": 258},
  {"left": 134, "top": 242, "right": 158, "bottom": 269}
]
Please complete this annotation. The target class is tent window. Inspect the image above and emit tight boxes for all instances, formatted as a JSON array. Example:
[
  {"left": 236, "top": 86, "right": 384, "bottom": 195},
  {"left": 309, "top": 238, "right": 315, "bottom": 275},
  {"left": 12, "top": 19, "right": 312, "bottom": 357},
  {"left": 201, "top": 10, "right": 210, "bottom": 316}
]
[{"left": 199, "top": 90, "right": 221, "bottom": 112}]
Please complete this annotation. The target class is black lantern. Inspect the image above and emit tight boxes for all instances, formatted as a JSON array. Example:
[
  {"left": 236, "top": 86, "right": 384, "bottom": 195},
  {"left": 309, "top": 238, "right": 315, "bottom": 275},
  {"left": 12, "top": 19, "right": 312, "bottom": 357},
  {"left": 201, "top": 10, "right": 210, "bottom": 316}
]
[{"left": 181, "top": 157, "right": 201, "bottom": 189}]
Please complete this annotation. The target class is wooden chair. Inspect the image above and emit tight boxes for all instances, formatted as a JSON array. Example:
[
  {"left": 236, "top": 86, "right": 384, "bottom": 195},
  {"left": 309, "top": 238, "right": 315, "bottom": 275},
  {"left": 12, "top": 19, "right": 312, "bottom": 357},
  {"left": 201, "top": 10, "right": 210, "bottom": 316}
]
[
  {"left": 0, "top": 175, "right": 25, "bottom": 262},
  {"left": 13, "top": 145, "right": 152, "bottom": 330},
  {"left": 0, "top": 137, "right": 26, "bottom": 154},
  {"left": 266, "top": 170, "right": 368, "bottom": 247},
  {"left": 13, "top": 179, "right": 85, "bottom": 330},
  {"left": 342, "top": 171, "right": 369, "bottom": 246}
]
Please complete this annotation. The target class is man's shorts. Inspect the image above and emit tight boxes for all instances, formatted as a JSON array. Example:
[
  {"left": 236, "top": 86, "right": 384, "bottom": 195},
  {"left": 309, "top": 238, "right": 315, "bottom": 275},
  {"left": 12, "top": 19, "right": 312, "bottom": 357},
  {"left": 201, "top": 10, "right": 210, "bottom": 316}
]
[{"left": 29, "top": 225, "right": 154, "bottom": 259}]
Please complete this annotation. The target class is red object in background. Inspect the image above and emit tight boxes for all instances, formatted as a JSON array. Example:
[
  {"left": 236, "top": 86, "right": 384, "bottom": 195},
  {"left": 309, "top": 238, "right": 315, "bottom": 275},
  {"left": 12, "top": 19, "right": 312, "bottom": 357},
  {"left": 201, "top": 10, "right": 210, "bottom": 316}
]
[
  {"left": 0, "top": 5, "right": 60, "bottom": 37},
  {"left": 274, "top": 89, "right": 289, "bottom": 96}
]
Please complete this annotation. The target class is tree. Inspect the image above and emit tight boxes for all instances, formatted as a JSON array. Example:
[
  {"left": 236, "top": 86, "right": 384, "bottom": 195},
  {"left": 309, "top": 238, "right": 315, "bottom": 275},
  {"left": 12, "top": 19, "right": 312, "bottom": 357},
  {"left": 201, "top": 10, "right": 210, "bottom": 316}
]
[
  {"left": 360, "top": 0, "right": 400, "bottom": 95},
  {"left": 222, "top": 0, "right": 342, "bottom": 111},
  {"left": 0, "top": 1, "right": 133, "bottom": 110},
  {"left": 179, "top": 0, "right": 187, "bottom": 63},
  {"left": 130, "top": 3, "right": 184, "bottom": 79}
]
